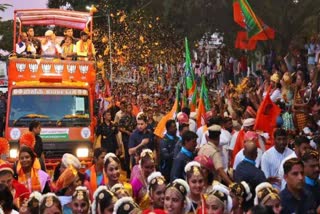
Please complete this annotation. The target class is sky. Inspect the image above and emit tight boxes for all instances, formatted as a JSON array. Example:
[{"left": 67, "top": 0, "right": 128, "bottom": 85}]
[{"left": 0, "top": 0, "right": 48, "bottom": 21}]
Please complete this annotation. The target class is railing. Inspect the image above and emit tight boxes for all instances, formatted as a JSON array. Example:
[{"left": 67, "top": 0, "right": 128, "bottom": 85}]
[{"left": 12, "top": 53, "right": 96, "bottom": 61}]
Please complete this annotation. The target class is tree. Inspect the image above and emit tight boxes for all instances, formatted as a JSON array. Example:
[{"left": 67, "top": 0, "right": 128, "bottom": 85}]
[
  {"left": 0, "top": 20, "right": 13, "bottom": 51},
  {"left": 47, "top": 0, "right": 320, "bottom": 56},
  {"left": 0, "top": 3, "right": 11, "bottom": 12},
  {"left": 147, "top": 0, "right": 320, "bottom": 54},
  {"left": 250, "top": 0, "right": 320, "bottom": 54}
]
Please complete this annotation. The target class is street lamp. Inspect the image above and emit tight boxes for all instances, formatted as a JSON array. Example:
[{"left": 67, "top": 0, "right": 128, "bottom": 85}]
[{"left": 107, "top": 11, "right": 113, "bottom": 88}]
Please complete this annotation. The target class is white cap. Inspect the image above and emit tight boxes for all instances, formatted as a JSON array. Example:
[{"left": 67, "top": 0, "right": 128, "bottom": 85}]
[
  {"left": 45, "top": 30, "right": 54, "bottom": 36},
  {"left": 62, "top": 153, "right": 81, "bottom": 170}
]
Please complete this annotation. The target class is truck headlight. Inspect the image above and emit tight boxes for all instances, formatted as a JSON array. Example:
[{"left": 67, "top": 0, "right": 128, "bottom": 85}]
[
  {"left": 9, "top": 148, "right": 18, "bottom": 159},
  {"left": 76, "top": 148, "right": 89, "bottom": 158}
]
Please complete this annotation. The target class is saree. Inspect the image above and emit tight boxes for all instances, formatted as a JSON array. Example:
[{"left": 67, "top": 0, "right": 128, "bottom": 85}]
[{"left": 131, "top": 177, "right": 150, "bottom": 210}]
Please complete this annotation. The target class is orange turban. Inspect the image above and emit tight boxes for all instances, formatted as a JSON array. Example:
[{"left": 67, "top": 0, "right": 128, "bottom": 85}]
[
  {"left": 19, "top": 132, "right": 36, "bottom": 150},
  {"left": 55, "top": 167, "right": 78, "bottom": 191}
]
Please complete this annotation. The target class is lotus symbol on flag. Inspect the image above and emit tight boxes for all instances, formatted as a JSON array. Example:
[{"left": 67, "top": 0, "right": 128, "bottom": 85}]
[
  {"left": 79, "top": 65, "right": 89, "bottom": 74},
  {"left": 29, "top": 64, "right": 39, "bottom": 73},
  {"left": 67, "top": 64, "right": 76, "bottom": 74},
  {"left": 42, "top": 64, "right": 51, "bottom": 73},
  {"left": 54, "top": 64, "right": 64, "bottom": 74},
  {"left": 16, "top": 63, "right": 26, "bottom": 72}
]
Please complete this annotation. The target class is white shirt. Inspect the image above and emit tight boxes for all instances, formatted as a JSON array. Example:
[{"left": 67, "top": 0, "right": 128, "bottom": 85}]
[
  {"left": 278, "top": 152, "right": 297, "bottom": 190},
  {"left": 189, "top": 119, "right": 197, "bottom": 132},
  {"left": 15, "top": 42, "right": 36, "bottom": 54},
  {"left": 196, "top": 125, "right": 206, "bottom": 146},
  {"left": 42, "top": 40, "right": 62, "bottom": 56},
  {"left": 15, "top": 42, "right": 27, "bottom": 54},
  {"left": 263, "top": 88, "right": 281, "bottom": 103},
  {"left": 199, "top": 129, "right": 231, "bottom": 147},
  {"left": 233, "top": 148, "right": 263, "bottom": 169},
  {"left": 261, "top": 146, "right": 293, "bottom": 178},
  {"left": 200, "top": 129, "right": 208, "bottom": 147},
  {"left": 229, "top": 131, "right": 239, "bottom": 151},
  {"left": 270, "top": 88, "right": 281, "bottom": 102}
]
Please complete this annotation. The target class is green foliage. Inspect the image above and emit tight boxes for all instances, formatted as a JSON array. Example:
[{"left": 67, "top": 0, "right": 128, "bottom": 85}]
[
  {"left": 250, "top": 0, "right": 320, "bottom": 53},
  {"left": 0, "top": 3, "right": 12, "bottom": 12},
  {"left": 45, "top": 0, "right": 320, "bottom": 55},
  {"left": 0, "top": 20, "right": 13, "bottom": 51}
]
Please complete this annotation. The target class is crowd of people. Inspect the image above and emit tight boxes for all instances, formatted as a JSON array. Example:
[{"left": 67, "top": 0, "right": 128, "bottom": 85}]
[
  {"left": 0, "top": 29, "right": 319, "bottom": 214},
  {"left": 15, "top": 27, "right": 95, "bottom": 60}
]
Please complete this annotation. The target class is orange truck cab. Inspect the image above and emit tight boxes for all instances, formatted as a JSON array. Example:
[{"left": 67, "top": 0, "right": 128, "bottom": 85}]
[{"left": 5, "top": 9, "right": 97, "bottom": 167}]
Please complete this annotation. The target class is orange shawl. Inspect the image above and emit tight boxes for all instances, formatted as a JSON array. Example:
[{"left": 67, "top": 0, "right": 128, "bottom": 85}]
[
  {"left": 231, "top": 129, "right": 245, "bottom": 166},
  {"left": 89, "top": 165, "right": 108, "bottom": 194},
  {"left": 17, "top": 158, "right": 41, "bottom": 192},
  {"left": 79, "top": 40, "right": 93, "bottom": 54}
]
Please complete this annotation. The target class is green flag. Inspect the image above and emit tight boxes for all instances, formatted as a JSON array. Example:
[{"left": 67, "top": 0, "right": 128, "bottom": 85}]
[
  {"left": 201, "top": 75, "right": 210, "bottom": 111},
  {"left": 190, "top": 86, "right": 197, "bottom": 112},
  {"left": 176, "top": 83, "right": 181, "bottom": 113},
  {"left": 233, "top": 0, "right": 262, "bottom": 39},
  {"left": 185, "top": 37, "right": 196, "bottom": 96}
]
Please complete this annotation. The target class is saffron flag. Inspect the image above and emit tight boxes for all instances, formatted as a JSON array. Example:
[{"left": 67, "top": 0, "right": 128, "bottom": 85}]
[
  {"left": 185, "top": 37, "right": 196, "bottom": 98},
  {"left": 233, "top": 0, "right": 262, "bottom": 38},
  {"left": 154, "top": 84, "right": 180, "bottom": 138},
  {"left": 231, "top": 129, "right": 245, "bottom": 165},
  {"left": 233, "top": 0, "right": 275, "bottom": 49},
  {"left": 196, "top": 76, "right": 210, "bottom": 128},
  {"left": 254, "top": 88, "right": 281, "bottom": 135},
  {"left": 235, "top": 31, "right": 257, "bottom": 50},
  {"left": 251, "top": 18, "right": 275, "bottom": 41}
]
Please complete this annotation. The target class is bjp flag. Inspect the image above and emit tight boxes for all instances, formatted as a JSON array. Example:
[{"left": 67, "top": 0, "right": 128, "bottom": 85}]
[
  {"left": 235, "top": 31, "right": 257, "bottom": 50},
  {"left": 154, "top": 84, "right": 180, "bottom": 138},
  {"left": 196, "top": 75, "right": 210, "bottom": 128},
  {"left": 254, "top": 88, "right": 281, "bottom": 135},
  {"left": 154, "top": 100, "right": 177, "bottom": 138}
]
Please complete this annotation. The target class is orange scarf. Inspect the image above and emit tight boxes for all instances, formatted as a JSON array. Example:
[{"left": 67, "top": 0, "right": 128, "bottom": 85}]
[
  {"left": 79, "top": 40, "right": 93, "bottom": 54},
  {"left": 231, "top": 129, "right": 245, "bottom": 166},
  {"left": 89, "top": 165, "right": 108, "bottom": 193},
  {"left": 62, "top": 44, "right": 74, "bottom": 55},
  {"left": 17, "top": 158, "right": 41, "bottom": 192}
]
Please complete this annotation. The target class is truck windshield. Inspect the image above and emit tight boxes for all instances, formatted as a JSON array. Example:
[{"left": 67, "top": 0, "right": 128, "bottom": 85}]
[{"left": 9, "top": 90, "right": 90, "bottom": 127}]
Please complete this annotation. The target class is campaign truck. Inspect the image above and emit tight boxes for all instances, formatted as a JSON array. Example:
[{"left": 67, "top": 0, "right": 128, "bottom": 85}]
[{"left": 6, "top": 9, "right": 97, "bottom": 165}]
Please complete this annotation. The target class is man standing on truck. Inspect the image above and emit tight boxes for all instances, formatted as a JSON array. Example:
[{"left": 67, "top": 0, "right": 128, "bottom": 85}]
[
  {"left": 76, "top": 31, "right": 96, "bottom": 60},
  {"left": 60, "top": 28, "right": 78, "bottom": 46},
  {"left": 27, "top": 27, "right": 41, "bottom": 55},
  {"left": 15, "top": 32, "right": 36, "bottom": 55},
  {"left": 41, "top": 30, "right": 62, "bottom": 57}
]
